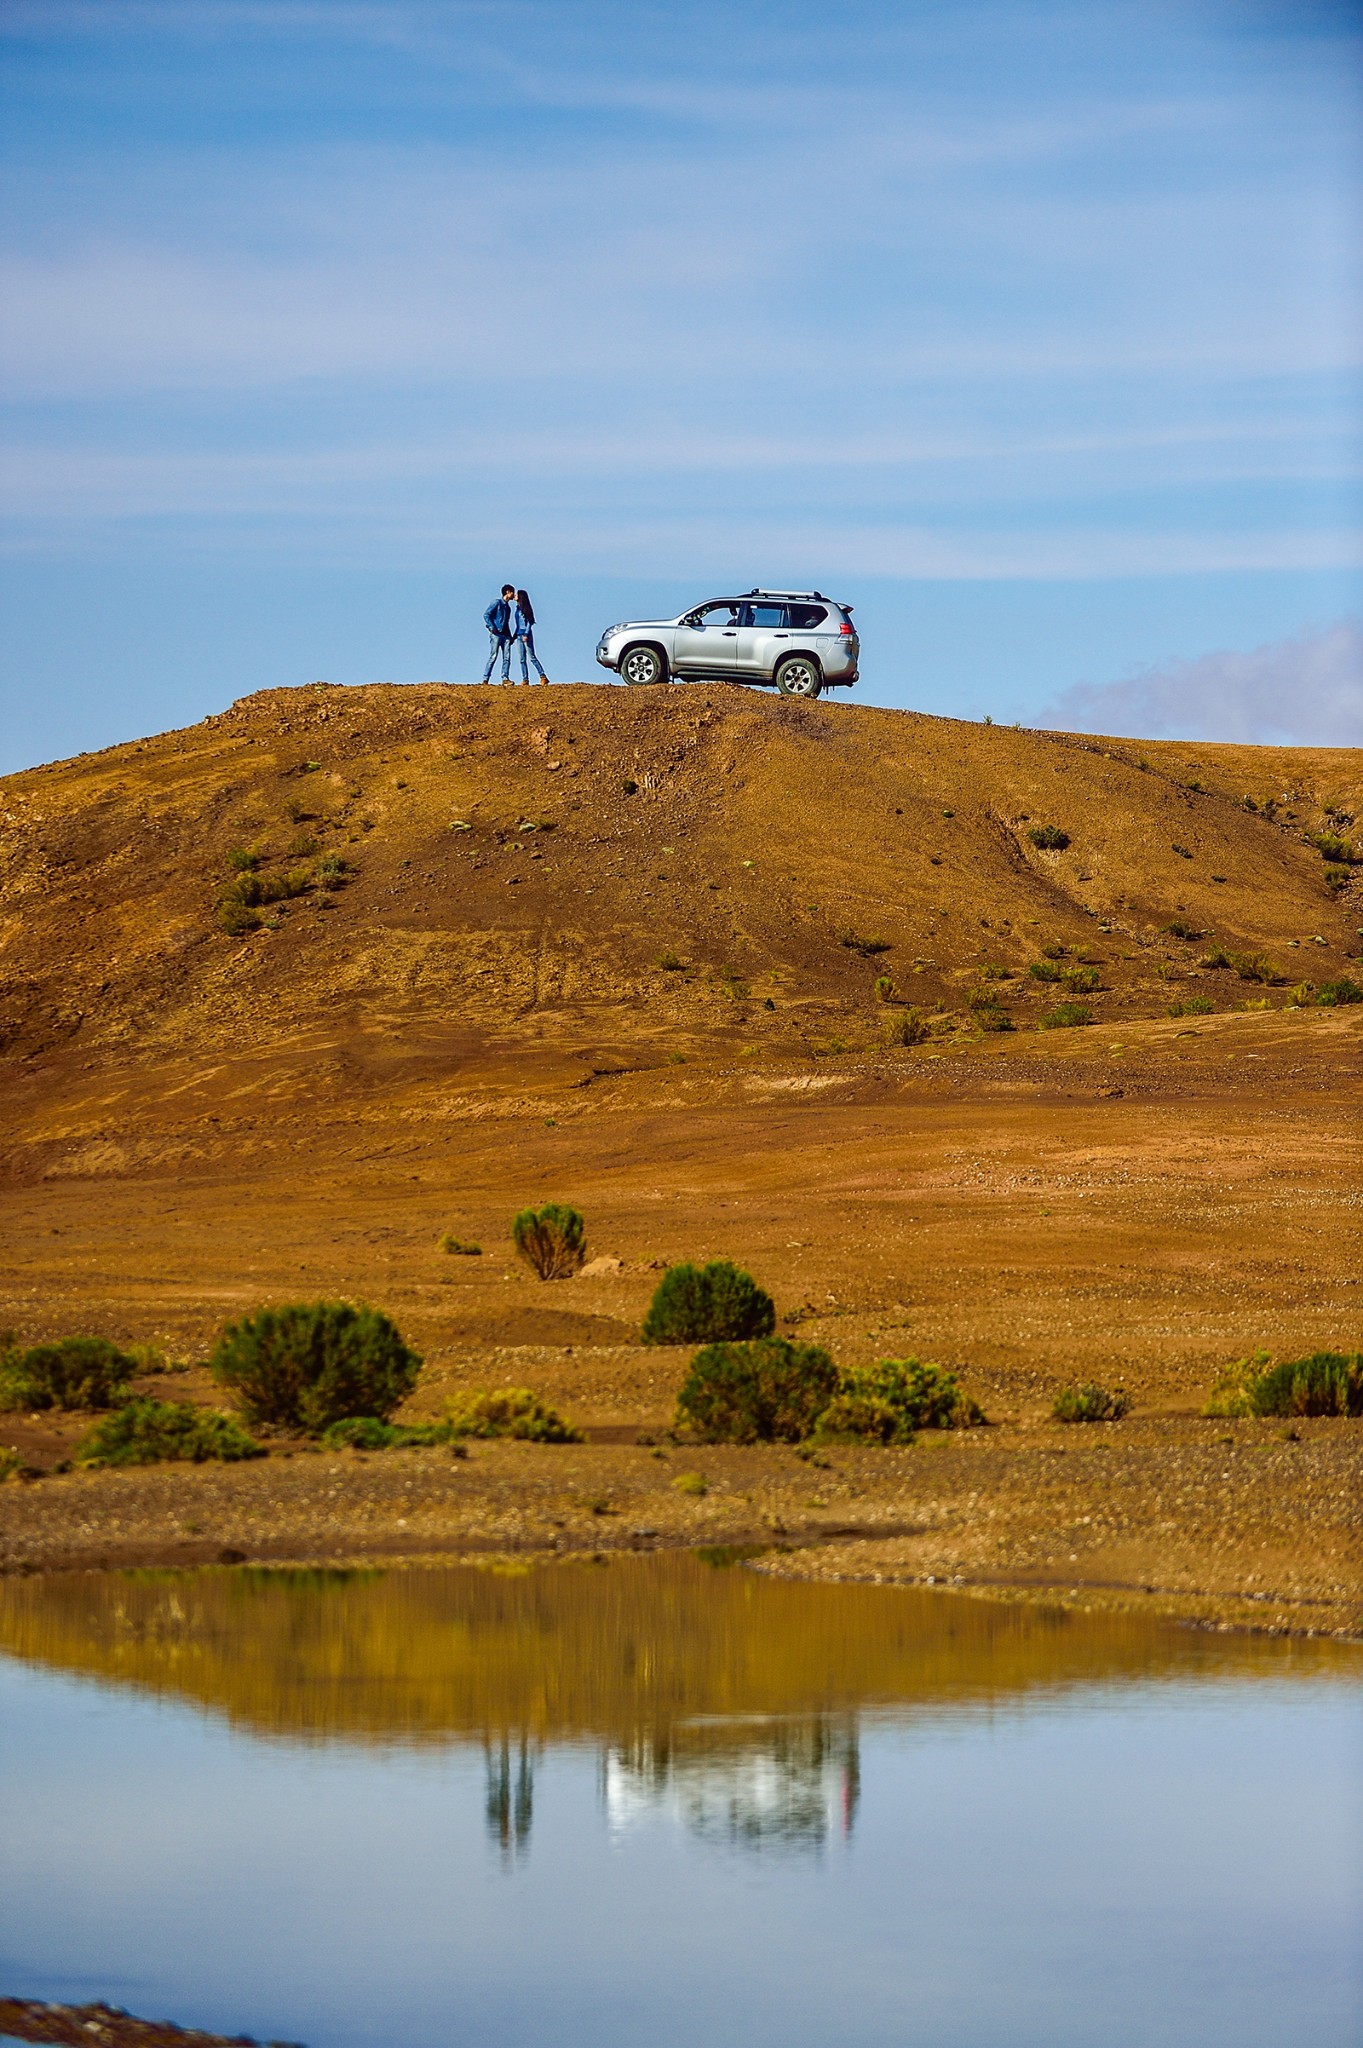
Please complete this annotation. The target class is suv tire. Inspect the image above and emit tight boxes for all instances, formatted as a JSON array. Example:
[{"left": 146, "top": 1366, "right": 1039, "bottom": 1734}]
[
  {"left": 775, "top": 654, "right": 822, "bottom": 699},
  {"left": 621, "top": 644, "right": 667, "bottom": 687}
]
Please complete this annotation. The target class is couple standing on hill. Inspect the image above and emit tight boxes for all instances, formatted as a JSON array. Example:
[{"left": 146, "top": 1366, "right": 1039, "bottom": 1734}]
[{"left": 482, "top": 585, "right": 550, "bottom": 686}]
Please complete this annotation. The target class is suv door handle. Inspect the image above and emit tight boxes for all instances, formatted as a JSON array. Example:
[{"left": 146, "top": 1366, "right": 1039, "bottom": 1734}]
[{"left": 721, "top": 631, "right": 736, "bottom": 636}]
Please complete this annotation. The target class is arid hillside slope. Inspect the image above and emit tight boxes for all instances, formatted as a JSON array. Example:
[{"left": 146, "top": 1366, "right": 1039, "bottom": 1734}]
[{"left": 2, "top": 681, "right": 1360, "bottom": 1086}]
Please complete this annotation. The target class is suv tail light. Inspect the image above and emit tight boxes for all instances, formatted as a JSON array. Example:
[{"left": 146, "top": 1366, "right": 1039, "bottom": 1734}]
[{"left": 838, "top": 621, "right": 855, "bottom": 636}]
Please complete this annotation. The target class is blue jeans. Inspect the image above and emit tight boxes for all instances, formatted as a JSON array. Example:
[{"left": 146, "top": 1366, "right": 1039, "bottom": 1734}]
[
  {"left": 514, "top": 627, "right": 548, "bottom": 682},
  {"left": 483, "top": 633, "right": 512, "bottom": 682}
]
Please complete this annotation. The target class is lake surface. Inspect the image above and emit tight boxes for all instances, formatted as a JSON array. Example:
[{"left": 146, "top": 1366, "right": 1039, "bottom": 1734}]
[{"left": 1, "top": 1556, "right": 1359, "bottom": 2048}]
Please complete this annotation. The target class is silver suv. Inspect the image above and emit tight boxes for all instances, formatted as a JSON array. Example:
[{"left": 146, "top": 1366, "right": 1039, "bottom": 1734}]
[{"left": 595, "top": 589, "right": 858, "bottom": 698}]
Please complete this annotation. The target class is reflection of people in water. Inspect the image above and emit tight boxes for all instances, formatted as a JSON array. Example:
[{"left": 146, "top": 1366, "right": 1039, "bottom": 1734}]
[
  {"left": 485, "top": 1734, "right": 535, "bottom": 1860},
  {"left": 603, "top": 1713, "right": 860, "bottom": 1851}
]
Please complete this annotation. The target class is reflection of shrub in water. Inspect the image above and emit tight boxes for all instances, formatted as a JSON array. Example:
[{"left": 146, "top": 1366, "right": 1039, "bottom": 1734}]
[{"left": 603, "top": 1714, "right": 860, "bottom": 1852}]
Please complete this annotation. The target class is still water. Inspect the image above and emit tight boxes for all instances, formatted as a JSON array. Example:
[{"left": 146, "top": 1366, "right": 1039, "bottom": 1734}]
[{"left": 1, "top": 1555, "right": 1359, "bottom": 2048}]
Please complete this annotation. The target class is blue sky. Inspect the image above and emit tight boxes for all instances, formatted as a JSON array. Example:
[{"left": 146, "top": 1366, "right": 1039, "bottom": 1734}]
[{"left": 1, "top": 0, "right": 1360, "bottom": 769}]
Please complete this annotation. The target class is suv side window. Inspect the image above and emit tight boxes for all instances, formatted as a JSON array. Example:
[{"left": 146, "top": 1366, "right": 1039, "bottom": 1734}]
[
  {"left": 694, "top": 602, "right": 741, "bottom": 627},
  {"left": 741, "top": 603, "right": 786, "bottom": 628},
  {"left": 786, "top": 604, "right": 827, "bottom": 630}
]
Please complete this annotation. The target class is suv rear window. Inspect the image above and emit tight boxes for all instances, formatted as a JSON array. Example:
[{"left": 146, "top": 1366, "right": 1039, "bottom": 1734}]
[
  {"left": 786, "top": 603, "right": 828, "bottom": 629},
  {"left": 742, "top": 603, "right": 786, "bottom": 628}
]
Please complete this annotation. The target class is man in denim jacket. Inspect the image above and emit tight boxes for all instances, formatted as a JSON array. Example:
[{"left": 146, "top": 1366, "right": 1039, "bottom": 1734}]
[{"left": 482, "top": 585, "right": 517, "bottom": 683}]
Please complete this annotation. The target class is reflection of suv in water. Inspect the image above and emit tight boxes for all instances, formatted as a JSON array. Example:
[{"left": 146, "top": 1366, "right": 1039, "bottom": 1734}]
[{"left": 595, "top": 590, "right": 858, "bottom": 698}]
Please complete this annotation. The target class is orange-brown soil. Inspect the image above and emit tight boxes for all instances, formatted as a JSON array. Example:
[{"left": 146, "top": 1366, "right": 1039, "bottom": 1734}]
[{"left": 1, "top": 684, "right": 1359, "bottom": 1632}]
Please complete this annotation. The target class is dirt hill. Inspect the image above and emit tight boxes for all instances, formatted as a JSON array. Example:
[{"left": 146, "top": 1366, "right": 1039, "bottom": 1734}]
[{"left": 1, "top": 681, "right": 1360, "bottom": 1086}]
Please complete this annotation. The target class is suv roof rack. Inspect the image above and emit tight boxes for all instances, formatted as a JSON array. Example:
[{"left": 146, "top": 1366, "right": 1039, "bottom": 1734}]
[{"left": 742, "top": 588, "right": 828, "bottom": 601}]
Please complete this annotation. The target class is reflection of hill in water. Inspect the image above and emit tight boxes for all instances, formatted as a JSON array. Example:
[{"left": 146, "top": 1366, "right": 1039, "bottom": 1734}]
[{"left": 0, "top": 1555, "right": 1342, "bottom": 1754}]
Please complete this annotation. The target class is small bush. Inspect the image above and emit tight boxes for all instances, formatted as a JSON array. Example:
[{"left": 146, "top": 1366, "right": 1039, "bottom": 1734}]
[
  {"left": 1227, "top": 951, "right": 1282, "bottom": 985},
  {"left": 672, "top": 1469, "right": 708, "bottom": 1496},
  {"left": 657, "top": 950, "right": 685, "bottom": 971},
  {"left": 512, "top": 1203, "right": 587, "bottom": 1280},
  {"left": 1029, "top": 960, "right": 1062, "bottom": 982},
  {"left": 1060, "top": 965, "right": 1100, "bottom": 993},
  {"left": 0, "top": 1336, "right": 136, "bottom": 1412},
  {"left": 438, "top": 1233, "right": 482, "bottom": 1256},
  {"left": 874, "top": 974, "right": 896, "bottom": 1003},
  {"left": 1317, "top": 977, "right": 1363, "bottom": 1006},
  {"left": 1324, "top": 865, "right": 1352, "bottom": 893},
  {"left": 444, "top": 1387, "right": 582, "bottom": 1442},
  {"left": 1200, "top": 947, "right": 1231, "bottom": 969},
  {"left": 0, "top": 1447, "right": 32, "bottom": 1483},
  {"left": 210, "top": 1301, "right": 421, "bottom": 1435},
  {"left": 1310, "top": 831, "right": 1359, "bottom": 864},
  {"left": 1028, "top": 825, "right": 1070, "bottom": 850},
  {"left": 1246, "top": 1352, "right": 1363, "bottom": 1418},
  {"left": 1040, "top": 942, "right": 1067, "bottom": 961},
  {"left": 219, "top": 894, "right": 260, "bottom": 936},
  {"left": 288, "top": 832, "right": 319, "bottom": 858},
  {"left": 980, "top": 962, "right": 1012, "bottom": 981},
  {"left": 642, "top": 1261, "right": 776, "bottom": 1345},
  {"left": 815, "top": 1358, "right": 983, "bottom": 1442},
  {"left": 1163, "top": 918, "right": 1202, "bottom": 940},
  {"left": 320, "top": 1416, "right": 462, "bottom": 1450},
  {"left": 675, "top": 1337, "right": 838, "bottom": 1443},
  {"left": 1167, "top": 995, "right": 1215, "bottom": 1017},
  {"left": 1038, "top": 1002, "right": 1092, "bottom": 1029},
  {"left": 1053, "top": 1383, "right": 1130, "bottom": 1423},
  {"left": 884, "top": 1006, "right": 930, "bottom": 1046},
  {"left": 228, "top": 846, "right": 261, "bottom": 873},
  {"left": 841, "top": 932, "right": 892, "bottom": 956},
  {"left": 76, "top": 1398, "right": 264, "bottom": 1467},
  {"left": 972, "top": 1004, "right": 1013, "bottom": 1032},
  {"left": 316, "top": 854, "right": 349, "bottom": 891}
]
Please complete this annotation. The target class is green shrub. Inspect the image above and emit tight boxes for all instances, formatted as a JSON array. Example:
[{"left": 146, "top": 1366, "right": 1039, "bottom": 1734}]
[
  {"left": 1243, "top": 1352, "right": 1363, "bottom": 1418},
  {"left": 316, "top": 854, "right": 349, "bottom": 891},
  {"left": 874, "top": 974, "right": 896, "bottom": 1003},
  {"left": 657, "top": 950, "right": 686, "bottom": 971},
  {"left": 1200, "top": 947, "right": 1231, "bottom": 969},
  {"left": 1317, "top": 977, "right": 1363, "bottom": 1006},
  {"left": 1060, "top": 965, "right": 1100, "bottom": 993},
  {"left": 0, "top": 1336, "right": 136, "bottom": 1412},
  {"left": 1029, "top": 960, "right": 1062, "bottom": 982},
  {"left": 642, "top": 1260, "right": 776, "bottom": 1345},
  {"left": 1162, "top": 918, "right": 1202, "bottom": 940},
  {"left": 1227, "top": 951, "right": 1282, "bottom": 985},
  {"left": 1038, "top": 1002, "right": 1092, "bottom": 1029},
  {"left": 815, "top": 1358, "right": 983, "bottom": 1442},
  {"left": 884, "top": 1006, "right": 930, "bottom": 1046},
  {"left": 209, "top": 1301, "right": 421, "bottom": 1435},
  {"left": 1052, "top": 1383, "right": 1130, "bottom": 1423},
  {"left": 444, "top": 1387, "right": 582, "bottom": 1442},
  {"left": 219, "top": 893, "right": 260, "bottom": 936},
  {"left": 75, "top": 1398, "right": 264, "bottom": 1467},
  {"left": 288, "top": 831, "right": 319, "bottom": 858},
  {"left": 1324, "top": 865, "right": 1352, "bottom": 894},
  {"left": 228, "top": 845, "right": 261, "bottom": 872},
  {"left": 438, "top": 1233, "right": 482, "bottom": 1256},
  {"left": 320, "top": 1416, "right": 461, "bottom": 1450},
  {"left": 0, "top": 1447, "right": 32, "bottom": 1483},
  {"left": 980, "top": 962, "right": 1012, "bottom": 981},
  {"left": 675, "top": 1337, "right": 838, "bottom": 1443},
  {"left": 1028, "top": 824, "right": 1070, "bottom": 850},
  {"left": 841, "top": 931, "right": 892, "bottom": 956},
  {"left": 511, "top": 1202, "right": 587, "bottom": 1279},
  {"left": 971, "top": 1004, "right": 1013, "bottom": 1032},
  {"left": 1167, "top": 995, "right": 1215, "bottom": 1017},
  {"left": 1309, "top": 831, "right": 1359, "bottom": 864}
]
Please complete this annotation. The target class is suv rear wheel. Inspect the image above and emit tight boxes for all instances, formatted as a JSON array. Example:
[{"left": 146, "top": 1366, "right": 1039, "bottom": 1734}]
[
  {"left": 775, "top": 654, "right": 822, "bottom": 699},
  {"left": 621, "top": 644, "right": 666, "bottom": 687}
]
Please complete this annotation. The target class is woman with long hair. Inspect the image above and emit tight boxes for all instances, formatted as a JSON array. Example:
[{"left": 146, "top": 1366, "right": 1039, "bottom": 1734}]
[{"left": 513, "top": 589, "right": 550, "bottom": 685}]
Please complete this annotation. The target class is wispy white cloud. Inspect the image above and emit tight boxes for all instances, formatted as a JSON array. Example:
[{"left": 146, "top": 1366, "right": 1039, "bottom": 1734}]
[{"left": 1043, "top": 619, "right": 1363, "bottom": 743}]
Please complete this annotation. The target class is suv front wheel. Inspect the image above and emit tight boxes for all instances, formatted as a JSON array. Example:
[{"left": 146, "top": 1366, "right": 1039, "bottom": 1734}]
[
  {"left": 774, "top": 654, "right": 822, "bottom": 699},
  {"left": 621, "top": 644, "right": 667, "bottom": 687}
]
